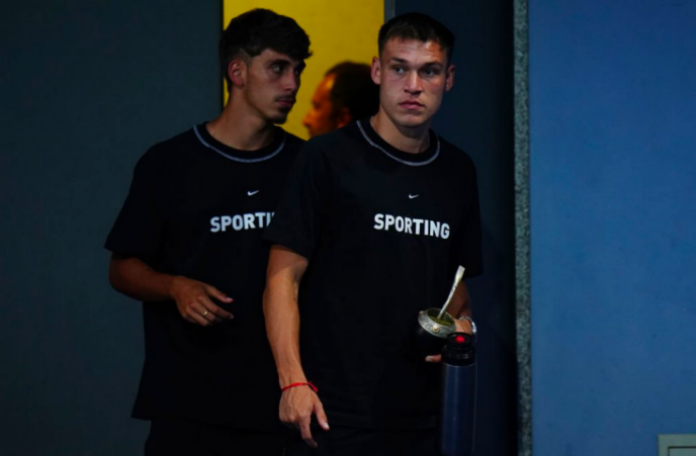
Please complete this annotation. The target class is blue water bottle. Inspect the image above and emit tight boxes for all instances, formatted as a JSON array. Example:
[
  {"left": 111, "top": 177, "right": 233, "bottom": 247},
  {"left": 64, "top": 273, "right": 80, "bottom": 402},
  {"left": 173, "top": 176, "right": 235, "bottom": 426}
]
[{"left": 440, "top": 332, "right": 477, "bottom": 456}]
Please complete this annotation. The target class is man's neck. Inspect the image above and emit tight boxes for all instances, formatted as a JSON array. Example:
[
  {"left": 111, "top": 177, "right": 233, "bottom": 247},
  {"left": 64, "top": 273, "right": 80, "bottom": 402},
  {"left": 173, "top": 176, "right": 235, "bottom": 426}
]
[
  {"left": 206, "top": 97, "right": 275, "bottom": 151},
  {"left": 371, "top": 110, "right": 431, "bottom": 154}
]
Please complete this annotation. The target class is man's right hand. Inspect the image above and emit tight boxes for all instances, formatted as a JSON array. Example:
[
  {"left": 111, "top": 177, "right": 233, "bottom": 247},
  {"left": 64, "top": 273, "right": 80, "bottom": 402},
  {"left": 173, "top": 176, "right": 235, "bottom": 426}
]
[
  {"left": 280, "top": 386, "right": 330, "bottom": 448},
  {"left": 169, "top": 276, "right": 234, "bottom": 326}
]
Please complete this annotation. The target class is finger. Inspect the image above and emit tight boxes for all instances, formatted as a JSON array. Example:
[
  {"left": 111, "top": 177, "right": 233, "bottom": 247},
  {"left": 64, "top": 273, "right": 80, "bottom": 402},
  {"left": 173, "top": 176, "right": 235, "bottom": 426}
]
[
  {"left": 299, "top": 419, "right": 317, "bottom": 449},
  {"left": 205, "top": 285, "right": 233, "bottom": 303},
  {"left": 186, "top": 306, "right": 211, "bottom": 326},
  {"left": 314, "top": 400, "right": 330, "bottom": 431},
  {"left": 455, "top": 319, "right": 472, "bottom": 334},
  {"left": 192, "top": 297, "right": 229, "bottom": 323},
  {"left": 425, "top": 354, "right": 442, "bottom": 363},
  {"left": 191, "top": 301, "right": 223, "bottom": 324},
  {"left": 199, "top": 296, "right": 233, "bottom": 321}
]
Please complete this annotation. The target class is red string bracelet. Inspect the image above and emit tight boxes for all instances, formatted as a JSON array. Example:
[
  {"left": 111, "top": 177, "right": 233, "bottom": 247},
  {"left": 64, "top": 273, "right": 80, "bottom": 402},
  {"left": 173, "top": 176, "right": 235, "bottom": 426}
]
[{"left": 281, "top": 381, "right": 318, "bottom": 393}]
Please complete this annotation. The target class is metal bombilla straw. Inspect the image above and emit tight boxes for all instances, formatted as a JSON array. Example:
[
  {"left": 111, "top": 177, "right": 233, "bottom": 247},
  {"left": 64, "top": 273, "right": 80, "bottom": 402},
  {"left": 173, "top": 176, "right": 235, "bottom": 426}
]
[{"left": 438, "top": 266, "right": 466, "bottom": 320}]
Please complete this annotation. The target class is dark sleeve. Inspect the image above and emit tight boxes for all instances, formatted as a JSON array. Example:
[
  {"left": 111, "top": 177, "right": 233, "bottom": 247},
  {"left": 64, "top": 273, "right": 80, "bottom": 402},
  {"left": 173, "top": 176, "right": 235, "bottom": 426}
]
[
  {"left": 104, "top": 148, "right": 170, "bottom": 265},
  {"left": 453, "top": 164, "right": 483, "bottom": 278},
  {"left": 264, "top": 141, "right": 333, "bottom": 260}
]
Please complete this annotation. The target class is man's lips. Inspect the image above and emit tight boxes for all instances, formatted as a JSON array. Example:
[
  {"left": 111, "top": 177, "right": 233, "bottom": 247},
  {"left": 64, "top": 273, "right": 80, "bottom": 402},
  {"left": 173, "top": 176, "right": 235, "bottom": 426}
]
[
  {"left": 400, "top": 100, "right": 424, "bottom": 109},
  {"left": 277, "top": 98, "right": 295, "bottom": 109}
]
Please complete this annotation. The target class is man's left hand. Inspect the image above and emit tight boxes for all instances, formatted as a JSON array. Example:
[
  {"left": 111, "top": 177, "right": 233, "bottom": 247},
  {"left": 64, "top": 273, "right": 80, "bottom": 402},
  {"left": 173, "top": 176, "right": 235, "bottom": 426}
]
[{"left": 424, "top": 317, "right": 473, "bottom": 363}]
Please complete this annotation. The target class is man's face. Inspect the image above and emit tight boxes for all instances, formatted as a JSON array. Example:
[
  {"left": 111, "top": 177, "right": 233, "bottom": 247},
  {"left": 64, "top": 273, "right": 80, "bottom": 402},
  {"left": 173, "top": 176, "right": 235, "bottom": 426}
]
[
  {"left": 242, "top": 49, "right": 305, "bottom": 124},
  {"left": 302, "top": 73, "right": 338, "bottom": 137},
  {"left": 372, "top": 38, "right": 454, "bottom": 129}
]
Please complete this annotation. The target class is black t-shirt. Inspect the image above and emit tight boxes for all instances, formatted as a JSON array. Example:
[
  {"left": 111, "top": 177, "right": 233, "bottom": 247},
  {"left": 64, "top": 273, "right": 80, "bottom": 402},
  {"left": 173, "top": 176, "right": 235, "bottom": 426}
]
[
  {"left": 264, "top": 119, "right": 482, "bottom": 430},
  {"left": 105, "top": 123, "right": 303, "bottom": 430}
]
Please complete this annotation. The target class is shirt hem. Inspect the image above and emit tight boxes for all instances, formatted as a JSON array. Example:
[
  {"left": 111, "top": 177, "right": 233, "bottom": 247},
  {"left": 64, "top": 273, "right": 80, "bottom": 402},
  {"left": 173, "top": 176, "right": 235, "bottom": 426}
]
[{"left": 326, "top": 411, "right": 437, "bottom": 430}]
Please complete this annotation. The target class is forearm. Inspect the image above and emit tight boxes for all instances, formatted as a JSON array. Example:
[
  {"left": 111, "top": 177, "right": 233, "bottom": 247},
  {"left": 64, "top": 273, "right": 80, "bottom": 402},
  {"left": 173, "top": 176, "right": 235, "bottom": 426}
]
[
  {"left": 263, "top": 246, "right": 309, "bottom": 387},
  {"left": 108, "top": 254, "right": 176, "bottom": 302},
  {"left": 264, "top": 282, "right": 306, "bottom": 387},
  {"left": 448, "top": 281, "right": 473, "bottom": 319}
]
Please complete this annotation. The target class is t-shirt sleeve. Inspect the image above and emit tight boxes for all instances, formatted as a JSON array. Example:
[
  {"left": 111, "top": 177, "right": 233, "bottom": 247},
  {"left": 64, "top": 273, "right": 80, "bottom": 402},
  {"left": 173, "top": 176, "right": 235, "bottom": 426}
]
[
  {"left": 264, "top": 141, "right": 333, "bottom": 260},
  {"left": 104, "top": 148, "right": 169, "bottom": 265},
  {"left": 453, "top": 164, "right": 483, "bottom": 278}
]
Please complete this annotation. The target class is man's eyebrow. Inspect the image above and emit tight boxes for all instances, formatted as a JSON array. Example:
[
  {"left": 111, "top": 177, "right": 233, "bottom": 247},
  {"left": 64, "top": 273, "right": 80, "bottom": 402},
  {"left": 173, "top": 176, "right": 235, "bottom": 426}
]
[
  {"left": 388, "top": 58, "right": 444, "bottom": 68},
  {"left": 268, "top": 58, "right": 291, "bottom": 66}
]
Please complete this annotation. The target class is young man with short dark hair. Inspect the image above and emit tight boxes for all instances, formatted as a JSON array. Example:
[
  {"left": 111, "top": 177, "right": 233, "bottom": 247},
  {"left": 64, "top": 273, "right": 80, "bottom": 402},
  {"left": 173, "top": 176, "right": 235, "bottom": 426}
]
[
  {"left": 105, "top": 9, "right": 310, "bottom": 455},
  {"left": 263, "top": 12, "right": 482, "bottom": 456}
]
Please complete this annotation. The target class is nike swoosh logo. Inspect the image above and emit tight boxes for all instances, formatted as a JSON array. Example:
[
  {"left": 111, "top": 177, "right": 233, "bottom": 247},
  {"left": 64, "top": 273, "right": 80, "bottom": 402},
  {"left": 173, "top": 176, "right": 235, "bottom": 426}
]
[
  {"left": 408, "top": 194, "right": 419, "bottom": 199},
  {"left": 247, "top": 190, "right": 260, "bottom": 196}
]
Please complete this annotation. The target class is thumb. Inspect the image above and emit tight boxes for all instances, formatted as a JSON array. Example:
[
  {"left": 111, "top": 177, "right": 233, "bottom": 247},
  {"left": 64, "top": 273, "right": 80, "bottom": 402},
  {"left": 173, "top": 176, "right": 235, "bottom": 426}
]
[
  {"left": 314, "top": 399, "right": 330, "bottom": 431},
  {"left": 205, "top": 284, "right": 233, "bottom": 303}
]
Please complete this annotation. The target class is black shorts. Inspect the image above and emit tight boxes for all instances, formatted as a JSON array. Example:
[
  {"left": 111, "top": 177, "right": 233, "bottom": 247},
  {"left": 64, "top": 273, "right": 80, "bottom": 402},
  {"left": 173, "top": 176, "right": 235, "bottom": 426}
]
[
  {"left": 285, "top": 425, "right": 438, "bottom": 456},
  {"left": 144, "top": 419, "right": 285, "bottom": 456}
]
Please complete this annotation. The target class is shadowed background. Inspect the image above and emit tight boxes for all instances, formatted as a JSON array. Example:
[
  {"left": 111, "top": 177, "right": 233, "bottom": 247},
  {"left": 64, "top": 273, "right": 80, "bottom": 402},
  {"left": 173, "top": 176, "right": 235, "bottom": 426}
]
[{"left": 0, "top": 1, "right": 516, "bottom": 454}]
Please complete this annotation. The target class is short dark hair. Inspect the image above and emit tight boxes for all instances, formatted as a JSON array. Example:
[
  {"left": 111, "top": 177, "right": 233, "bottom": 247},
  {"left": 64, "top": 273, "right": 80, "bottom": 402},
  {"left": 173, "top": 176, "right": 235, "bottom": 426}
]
[
  {"left": 326, "top": 62, "right": 379, "bottom": 121},
  {"left": 220, "top": 9, "right": 311, "bottom": 92},
  {"left": 378, "top": 12, "right": 455, "bottom": 62}
]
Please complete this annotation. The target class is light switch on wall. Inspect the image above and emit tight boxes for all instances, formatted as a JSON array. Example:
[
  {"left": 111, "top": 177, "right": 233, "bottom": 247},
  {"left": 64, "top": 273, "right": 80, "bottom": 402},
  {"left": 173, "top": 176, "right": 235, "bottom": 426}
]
[
  {"left": 670, "top": 449, "right": 696, "bottom": 456},
  {"left": 659, "top": 434, "right": 696, "bottom": 456}
]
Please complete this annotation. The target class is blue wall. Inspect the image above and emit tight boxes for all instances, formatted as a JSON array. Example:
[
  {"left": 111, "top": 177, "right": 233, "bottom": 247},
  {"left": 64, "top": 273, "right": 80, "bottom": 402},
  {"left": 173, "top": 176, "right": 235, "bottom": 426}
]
[
  {"left": 0, "top": 2, "right": 220, "bottom": 454},
  {"left": 530, "top": 1, "right": 696, "bottom": 455}
]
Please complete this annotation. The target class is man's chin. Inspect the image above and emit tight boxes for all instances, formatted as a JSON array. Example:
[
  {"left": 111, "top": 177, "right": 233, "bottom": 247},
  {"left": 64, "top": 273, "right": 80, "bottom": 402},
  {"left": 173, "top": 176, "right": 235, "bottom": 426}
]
[
  {"left": 267, "top": 112, "right": 289, "bottom": 125},
  {"left": 394, "top": 113, "right": 430, "bottom": 129}
]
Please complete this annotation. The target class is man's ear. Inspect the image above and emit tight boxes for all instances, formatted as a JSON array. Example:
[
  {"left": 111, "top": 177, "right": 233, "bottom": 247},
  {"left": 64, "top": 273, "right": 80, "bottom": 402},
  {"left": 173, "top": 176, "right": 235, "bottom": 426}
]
[
  {"left": 228, "top": 59, "right": 247, "bottom": 88},
  {"left": 445, "top": 64, "right": 455, "bottom": 92},
  {"left": 334, "top": 107, "right": 352, "bottom": 128},
  {"left": 371, "top": 56, "right": 382, "bottom": 85}
]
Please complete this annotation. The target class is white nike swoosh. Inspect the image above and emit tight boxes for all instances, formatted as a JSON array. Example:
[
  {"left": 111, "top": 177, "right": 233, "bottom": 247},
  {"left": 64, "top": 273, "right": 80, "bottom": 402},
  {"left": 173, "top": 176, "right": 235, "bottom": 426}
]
[
  {"left": 408, "top": 194, "right": 419, "bottom": 199},
  {"left": 247, "top": 190, "right": 260, "bottom": 196}
]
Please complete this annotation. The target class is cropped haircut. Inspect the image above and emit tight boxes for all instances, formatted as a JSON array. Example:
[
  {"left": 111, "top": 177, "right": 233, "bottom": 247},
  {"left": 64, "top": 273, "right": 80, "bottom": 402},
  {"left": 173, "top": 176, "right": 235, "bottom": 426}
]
[
  {"left": 378, "top": 12, "right": 455, "bottom": 62},
  {"left": 220, "top": 9, "right": 311, "bottom": 92}
]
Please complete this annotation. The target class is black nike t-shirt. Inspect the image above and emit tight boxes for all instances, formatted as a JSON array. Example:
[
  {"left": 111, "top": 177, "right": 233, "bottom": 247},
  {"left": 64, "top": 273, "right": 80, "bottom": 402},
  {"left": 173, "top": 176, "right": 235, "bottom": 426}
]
[
  {"left": 264, "top": 119, "right": 482, "bottom": 429},
  {"left": 105, "top": 123, "right": 303, "bottom": 430}
]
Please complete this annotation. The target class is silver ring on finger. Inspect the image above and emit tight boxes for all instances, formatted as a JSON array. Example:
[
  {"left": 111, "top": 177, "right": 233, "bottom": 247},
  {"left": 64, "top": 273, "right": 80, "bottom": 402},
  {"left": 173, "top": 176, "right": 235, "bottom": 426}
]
[{"left": 202, "top": 310, "right": 209, "bottom": 317}]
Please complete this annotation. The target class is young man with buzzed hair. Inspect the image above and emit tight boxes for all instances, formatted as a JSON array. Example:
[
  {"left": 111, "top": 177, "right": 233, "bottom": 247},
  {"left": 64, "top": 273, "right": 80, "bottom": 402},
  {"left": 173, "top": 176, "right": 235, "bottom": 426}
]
[
  {"left": 106, "top": 9, "right": 310, "bottom": 455},
  {"left": 264, "top": 12, "right": 482, "bottom": 456}
]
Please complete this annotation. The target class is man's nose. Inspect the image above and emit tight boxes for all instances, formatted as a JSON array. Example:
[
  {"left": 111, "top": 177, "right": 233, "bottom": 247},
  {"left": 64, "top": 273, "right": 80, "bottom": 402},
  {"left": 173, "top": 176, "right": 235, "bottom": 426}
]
[
  {"left": 285, "top": 72, "right": 300, "bottom": 93},
  {"left": 404, "top": 71, "right": 423, "bottom": 93}
]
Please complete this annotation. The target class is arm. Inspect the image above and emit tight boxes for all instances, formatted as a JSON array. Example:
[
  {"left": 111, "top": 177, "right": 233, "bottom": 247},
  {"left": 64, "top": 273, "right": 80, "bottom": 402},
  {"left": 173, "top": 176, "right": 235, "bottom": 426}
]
[
  {"left": 109, "top": 253, "right": 233, "bottom": 326},
  {"left": 263, "top": 245, "right": 308, "bottom": 387},
  {"left": 449, "top": 280, "right": 473, "bottom": 323},
  {"left": 263, "top": 245, "right": 329, "bottom": 448}
]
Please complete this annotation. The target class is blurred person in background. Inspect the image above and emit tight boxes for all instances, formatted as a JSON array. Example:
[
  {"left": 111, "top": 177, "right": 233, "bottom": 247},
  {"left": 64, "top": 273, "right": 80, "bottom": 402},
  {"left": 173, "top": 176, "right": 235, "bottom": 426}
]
[{"left": 302, "top": 62, "right": 379, "bottom": 137}]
